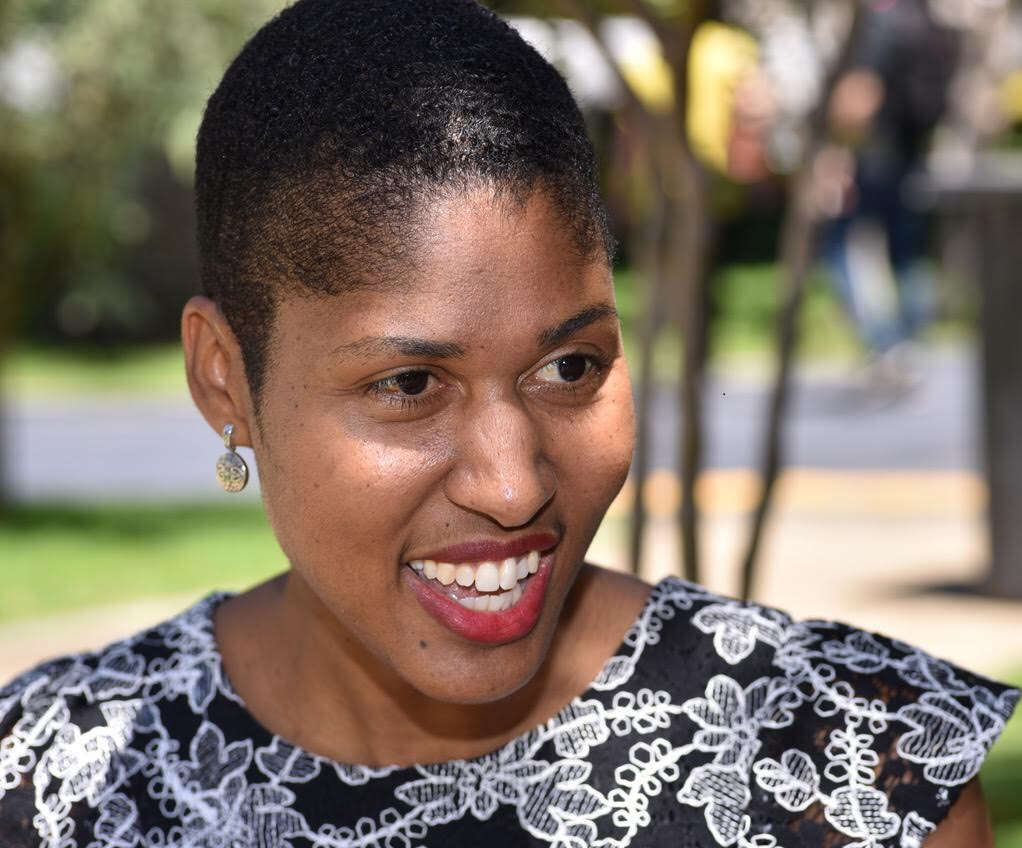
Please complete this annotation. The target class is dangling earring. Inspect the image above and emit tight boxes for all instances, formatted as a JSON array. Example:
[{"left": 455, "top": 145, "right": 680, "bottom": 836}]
[{"left": 215, "top": 423, "right": 249, "bottom": 493}]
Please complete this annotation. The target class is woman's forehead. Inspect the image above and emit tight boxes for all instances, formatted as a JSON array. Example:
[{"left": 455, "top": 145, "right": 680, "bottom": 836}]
[
  {"left": 273, "top": 188, "right": 614, "bottom": 348},
  {"left": 273, "top": 264, "right": 616, "bottom": 361},
  {"left": 411, "top": 186, "right": 606, "bottom": 276}
]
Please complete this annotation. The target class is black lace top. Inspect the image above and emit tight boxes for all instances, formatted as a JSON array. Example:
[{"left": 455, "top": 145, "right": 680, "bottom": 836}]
[{"left": 0, "top": 577, "right": 1017, "bottom": 847}]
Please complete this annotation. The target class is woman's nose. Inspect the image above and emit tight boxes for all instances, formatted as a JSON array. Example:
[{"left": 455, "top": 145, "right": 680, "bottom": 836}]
[{"left": 443, "top": 395, "right": 555, "bottom": 529}]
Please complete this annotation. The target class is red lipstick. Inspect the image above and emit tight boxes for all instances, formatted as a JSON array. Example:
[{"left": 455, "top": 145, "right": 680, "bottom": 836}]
[{"left": 405, "top": 553, "right": 553, "bottom": 645}]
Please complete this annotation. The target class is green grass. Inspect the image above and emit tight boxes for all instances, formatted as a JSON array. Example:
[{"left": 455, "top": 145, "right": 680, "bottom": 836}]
[
  {"left": 617, "top": 262, "right": 973, "bottom": 378},
  {"left": 1, "top": 343, "right": 188, "bottom": 399},
  {"left": 613, "top": 263, "right": 865, "bottom": 385},
  {"left": 614, "top": 261, "right": 864, "bottom": 362},
  {"left": 984, "top": 668, "right": 1022, "bottom": 845},
  {"left": 710, "top": 264, "right": 863, "bottom": 361},
  {"left": 0, "top": 503, "right": 283, "bottom": 623}
]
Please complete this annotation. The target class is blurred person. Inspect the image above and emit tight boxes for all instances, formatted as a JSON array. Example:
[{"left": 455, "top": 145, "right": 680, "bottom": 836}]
[
  {"left": 820, "top": 0, "right": 962, "bottom": 389},
  {"left": 0, "top": 2, "right": 1014, "bottom": 846},
  {"left": 687, "top": 20, "right": 776, "bottom": 183}
]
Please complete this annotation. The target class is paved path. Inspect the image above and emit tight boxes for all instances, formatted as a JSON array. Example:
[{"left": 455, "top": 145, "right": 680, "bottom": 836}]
[{"left": 2, "top": 345, "right": 980, "bottom": 500}]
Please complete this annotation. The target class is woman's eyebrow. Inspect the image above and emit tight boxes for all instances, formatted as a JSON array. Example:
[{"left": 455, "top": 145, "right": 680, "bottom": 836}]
[
  {"left": 331, "top": 337, "right": 468, "bottom": 360},
  {"left": 332, "top": 303, "right": 617, "bottom": 361},
  {"left": 538, "top": 303, "right": 618, "bottom": 348}
]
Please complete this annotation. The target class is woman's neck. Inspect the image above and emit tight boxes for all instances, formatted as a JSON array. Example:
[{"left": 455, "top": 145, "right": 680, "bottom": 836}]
[{"left": 214, "top": 566, "right": 649, "bottom": 767}]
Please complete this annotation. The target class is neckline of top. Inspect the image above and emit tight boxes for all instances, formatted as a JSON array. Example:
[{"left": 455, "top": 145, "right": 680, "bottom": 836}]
[{"left": 192, "top": 575, "right": 682, "bottom": 774}]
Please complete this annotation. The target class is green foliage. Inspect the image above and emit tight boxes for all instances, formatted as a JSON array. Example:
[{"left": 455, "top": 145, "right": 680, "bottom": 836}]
[
  {"left": 0, "top": 0, "right": 284, "bottom": 342},
  {"left": 709, "top": 263, "right": 862, "bottom": 360},
  {"left": 982, "top": 667, "right": 1022, "bottom": 845},
  {"left": 0, "top": 502, "right": 283, "bottom": 622},
  {"left": 615, "top": 262, "right": 872, "bottom": 379},
  {"left": 2, "top": 342, "right": 187, "bottom": 397}
]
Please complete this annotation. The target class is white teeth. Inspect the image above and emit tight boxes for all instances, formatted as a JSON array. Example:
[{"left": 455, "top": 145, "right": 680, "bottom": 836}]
[
  {"left": 499, "top": 558, "right": 518, "bottom": 590},
  {"left": 411, "top": 549, "right": 545, "bottom": 612},
  {"left": 516, "top": 556, "right": 529, "bottom": 581},
  {"left": 475, "top": 561, "right": 500, "bottom": 593},
  {"left": 448, "top": 585, "right": 522, "bottom": 613}
]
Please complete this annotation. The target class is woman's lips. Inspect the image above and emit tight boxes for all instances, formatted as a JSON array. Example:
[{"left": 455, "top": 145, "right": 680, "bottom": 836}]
[
  {"left": 404, "top": 552, "right": 554, "bottom": 645},
  {"left": 415, "top": 532, "right": 559, "bottom": 565}
]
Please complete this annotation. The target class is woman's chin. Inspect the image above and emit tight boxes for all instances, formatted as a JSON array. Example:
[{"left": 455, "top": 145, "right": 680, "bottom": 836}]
[{"left": 393, "top": 640, "right": 547, "bottom": 706}]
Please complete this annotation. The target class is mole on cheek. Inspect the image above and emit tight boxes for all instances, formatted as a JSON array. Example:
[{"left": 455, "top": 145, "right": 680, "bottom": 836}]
[{"left": 419, "top": 640, "right": 428, "bottom": 649}]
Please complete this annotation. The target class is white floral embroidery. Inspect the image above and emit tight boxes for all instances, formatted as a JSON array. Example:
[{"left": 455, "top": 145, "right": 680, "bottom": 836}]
[
  {"left": 0, "top": 580, "right": 1015, "bottom": 848},
  {"left": 824, "top": 785, "right": 901, "bottom": 848},
  {"left": 519, "top": 759, "right": 610, "bottom": 848},
  {"left": 682, "top": 676, "right": 764, "bottom": 767},
  {"left": 691, "top": 604, "right": 788, "bottom": 665},
  {"left": 898, "top": 810, "right": 936, "bottom": 848},
  {"left": 394, "top": 735, "right": 543, "bottom": 825},
  {"left": 607, "top": 688, "right": 680, "bottom": 738},
  {"left": 604, "top": 739, "right": 681, "bottom": 846},
  {"left": 86, "top": 791, "right": 139, "bottom": 848},
  {"left": 896, "top": 691, "right": 1009, "bottom": 786},
  {"left": 549, "top": 700, "right": 610, "bottom": 758},
  {"left": 752, "top": 750, "right": 819, "bottom": 812},
  {"left": 677, "top": 762, "right": 751, "bottom": 846},
  {"left": 822, "top": 632, "right": 892, "bottom": 675}
]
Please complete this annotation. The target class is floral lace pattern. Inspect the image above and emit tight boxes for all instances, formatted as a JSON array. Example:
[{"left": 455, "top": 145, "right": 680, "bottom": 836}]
[{"left": 0, "top": 577, "right": 1016, "bottom": 847}]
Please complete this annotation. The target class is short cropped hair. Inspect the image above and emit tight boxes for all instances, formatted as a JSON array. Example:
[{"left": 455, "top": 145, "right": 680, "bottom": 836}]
[{"left": 195, "top": 0, "right": 612, "bottom": 405}]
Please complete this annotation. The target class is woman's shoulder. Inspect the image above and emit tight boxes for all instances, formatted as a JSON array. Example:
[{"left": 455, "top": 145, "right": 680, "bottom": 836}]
[
  {"left": 617, "top": 575, "right": 1019, "bottom": 845},
  {"left": 0, "top": 594, "right": 229, "bottom": 800},
  {"left": 0, "top": 592, "right": 227, "bottom": 712},
  {"left": 632, "top": 575, "right": 1019, "bottom": 703}
]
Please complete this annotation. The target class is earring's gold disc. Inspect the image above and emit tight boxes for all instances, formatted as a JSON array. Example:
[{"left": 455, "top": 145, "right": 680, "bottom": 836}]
[{"left": 215, "top": 451, "right": 249, "bottom": 493}]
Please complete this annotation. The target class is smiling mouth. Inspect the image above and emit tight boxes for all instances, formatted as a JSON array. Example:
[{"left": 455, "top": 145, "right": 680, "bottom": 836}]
[{"left": 406, "top": 551, "right": 541, "bottom": 612}]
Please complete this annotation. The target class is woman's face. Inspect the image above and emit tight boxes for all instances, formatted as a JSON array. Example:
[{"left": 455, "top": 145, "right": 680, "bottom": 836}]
[{"left": 251, "top": 187, "right": 635, "bottom": 704}]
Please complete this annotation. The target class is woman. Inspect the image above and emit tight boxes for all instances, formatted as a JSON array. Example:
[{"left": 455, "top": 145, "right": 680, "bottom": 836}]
[{"left": 0, "top": 1, "right": 1015, "bottom": 845}]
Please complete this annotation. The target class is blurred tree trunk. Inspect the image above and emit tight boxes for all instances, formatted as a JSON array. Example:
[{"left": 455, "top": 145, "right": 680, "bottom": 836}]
[
  {"left": 739, "top": 0, "right": 865, "bottom": 599},
  {"left": 655, "top": 0, "right": 717, "bottom": 587},
  {"left": 935, "top": 3, "right": 1022, "bottom": 599},
  {"left": 628, "top": 171, "right": 669, "bottom": 577},
  {"left": 977, "top": 195, "right": 1022, "bottom": 599}
]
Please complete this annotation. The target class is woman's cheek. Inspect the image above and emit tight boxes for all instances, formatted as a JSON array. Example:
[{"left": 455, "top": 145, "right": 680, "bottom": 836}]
[
  {"left": 546, "top": 402, "right": 633, "bottom": 521},
  {"left": 582, "top": 371, "right": 636, "bottom": 490}
]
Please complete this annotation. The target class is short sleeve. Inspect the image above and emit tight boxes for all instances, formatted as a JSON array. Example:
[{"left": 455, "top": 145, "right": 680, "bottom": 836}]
[{"left": 746, "top": 617, "right": 1019, "bottom": 847}]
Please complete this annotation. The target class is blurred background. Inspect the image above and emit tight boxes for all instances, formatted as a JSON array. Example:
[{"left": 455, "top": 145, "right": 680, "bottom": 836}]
[{"left": 1, "top": 0, "right": 1021, "bottom": 837}]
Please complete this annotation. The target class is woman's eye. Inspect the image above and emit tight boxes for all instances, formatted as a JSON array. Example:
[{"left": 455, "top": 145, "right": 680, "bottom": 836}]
[
  {"left": 536, "top": 355, "right": 593, "bottom": 384},
  {"left": 373, "top": 370, "right": 433, "bottom": 397}
]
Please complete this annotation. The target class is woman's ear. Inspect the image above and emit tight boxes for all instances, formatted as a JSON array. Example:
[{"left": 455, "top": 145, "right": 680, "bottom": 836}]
[{"left": 181, "top": 296, "right": 256, "bottom": 447}]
